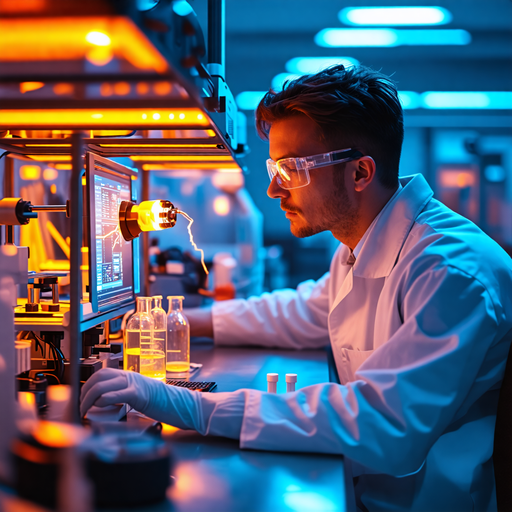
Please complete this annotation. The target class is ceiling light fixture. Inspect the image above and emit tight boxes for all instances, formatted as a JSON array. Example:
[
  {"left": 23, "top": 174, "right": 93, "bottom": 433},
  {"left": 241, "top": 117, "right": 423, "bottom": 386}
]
[{"left": 339, "top": 7, "right": 452, "bottom": 26}]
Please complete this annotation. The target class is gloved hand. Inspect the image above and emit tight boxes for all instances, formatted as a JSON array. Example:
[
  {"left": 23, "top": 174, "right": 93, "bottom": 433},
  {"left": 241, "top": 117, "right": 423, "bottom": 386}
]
[
  {"left": 80, "top": 368, "right": 203, "bottom": 430},
  {"left": 81, "top": 367, "right": 249, "bottom": 439}
]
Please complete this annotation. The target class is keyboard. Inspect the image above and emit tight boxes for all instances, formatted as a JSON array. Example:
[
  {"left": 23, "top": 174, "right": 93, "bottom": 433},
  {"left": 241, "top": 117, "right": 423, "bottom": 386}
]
[{"left": 166, "top": 380, "right": 217, "bottom": 392}]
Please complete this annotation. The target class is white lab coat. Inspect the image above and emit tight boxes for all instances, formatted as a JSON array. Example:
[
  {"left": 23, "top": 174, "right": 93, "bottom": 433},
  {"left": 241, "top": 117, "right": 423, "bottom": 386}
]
[{"left": 210, "top": 174, "right": 512, "bottom": 511}]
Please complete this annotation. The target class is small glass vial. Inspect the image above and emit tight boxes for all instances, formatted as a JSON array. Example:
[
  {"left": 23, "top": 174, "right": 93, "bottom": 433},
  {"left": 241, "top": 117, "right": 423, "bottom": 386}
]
[
  {"left": 150, "top": 295, "right": 167, "bottom": 381},
  {"left": 166, "top": 296, "right": 190, "bottom": 377},
  {"left": 125, "top": 297, "right": 154, "bottom": 374}
]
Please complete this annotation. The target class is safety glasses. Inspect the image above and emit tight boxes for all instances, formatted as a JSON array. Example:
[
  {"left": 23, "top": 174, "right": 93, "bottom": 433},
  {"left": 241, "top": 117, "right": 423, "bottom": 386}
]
[{"left": 266, "top": 148, "right": 363, "bottom": 190}]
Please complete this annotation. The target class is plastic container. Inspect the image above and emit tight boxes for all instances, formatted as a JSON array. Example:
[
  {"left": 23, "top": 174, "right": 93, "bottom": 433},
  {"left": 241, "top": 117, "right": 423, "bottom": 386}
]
[
  {"left": 150, "top": 295, "right": 167, "bottom": 381},
  {"left": 166, "top": 296, "right": 190, "bottom": 377},
  {"left": 125, "top": 297, "right": 165, "bottom": 380}
]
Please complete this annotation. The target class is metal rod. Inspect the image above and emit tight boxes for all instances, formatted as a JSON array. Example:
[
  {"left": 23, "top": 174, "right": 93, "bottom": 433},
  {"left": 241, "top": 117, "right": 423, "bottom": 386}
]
[
  {"left": 6, "top": 226, "right": 13, "bottom": 244},
  {"left": 31, "top": 205, "right": 67, "bottom": 212},
  {"left": 68, "top": 132, "right": 84, "bottom": 424},
  {"left": 142, "top": 169, "right": 150, "bottom": 296},
  {"left": 208, "top": 0, "right": 225, "bottom": 69}
]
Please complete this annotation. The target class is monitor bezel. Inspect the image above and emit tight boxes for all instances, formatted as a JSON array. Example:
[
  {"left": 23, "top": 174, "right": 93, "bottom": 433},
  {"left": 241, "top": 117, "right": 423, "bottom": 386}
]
[{"left": 86, "top": 153, "right": 138, "bottom": 315}]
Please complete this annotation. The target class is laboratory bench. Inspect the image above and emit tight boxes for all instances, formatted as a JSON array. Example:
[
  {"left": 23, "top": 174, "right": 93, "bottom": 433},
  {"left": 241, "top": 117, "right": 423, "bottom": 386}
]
[{"left": 125, "top": 340, "right": 356, "bottom": 512}]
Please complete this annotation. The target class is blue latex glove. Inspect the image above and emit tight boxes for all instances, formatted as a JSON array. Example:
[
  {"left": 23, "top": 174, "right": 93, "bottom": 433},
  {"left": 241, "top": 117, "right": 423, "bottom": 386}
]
[{"left": 80, "top": 368, "right": 247, "bottom": 438}]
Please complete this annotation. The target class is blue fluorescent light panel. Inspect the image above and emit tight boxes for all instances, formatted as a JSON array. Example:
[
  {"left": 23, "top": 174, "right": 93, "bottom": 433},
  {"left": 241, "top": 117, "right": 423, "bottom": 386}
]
[
  {"left": 236, "top": 91, "right": 266, "bottom": 111},
  {"left": 339, "top": 7, "right": 452, "bottom": 26},
  {"left": 286, "top": 57, "right": 359, "bottom": 74},
  {"left": 422, "top": 92, "right": 512, "bottom": 109},
  {"left": 315, "top": 28, "right": 471, "bottom": 47}
]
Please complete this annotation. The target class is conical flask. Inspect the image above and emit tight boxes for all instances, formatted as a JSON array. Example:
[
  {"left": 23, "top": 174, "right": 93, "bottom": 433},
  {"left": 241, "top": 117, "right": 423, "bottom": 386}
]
[{"left": 166, "top": 296, "right": 190, "bottom": 376}]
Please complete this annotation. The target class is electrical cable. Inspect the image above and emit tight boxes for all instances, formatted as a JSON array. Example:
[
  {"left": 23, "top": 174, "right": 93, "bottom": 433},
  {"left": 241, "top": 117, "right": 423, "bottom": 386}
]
[{"left": 0, "top": 151, "right": 11, "bottom": 160}]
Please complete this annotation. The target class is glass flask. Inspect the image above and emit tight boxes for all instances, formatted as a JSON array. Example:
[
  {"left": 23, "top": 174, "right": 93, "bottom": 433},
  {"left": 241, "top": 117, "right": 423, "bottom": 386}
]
[
  {"left": 124, "top": 297, "right": 154, "bottom": 374},
  {"left": 166, "top": 296, "right": 190, "bottom": 376},
  {"left": 150, "top": 295, "right": 167, "bottom": 381}
]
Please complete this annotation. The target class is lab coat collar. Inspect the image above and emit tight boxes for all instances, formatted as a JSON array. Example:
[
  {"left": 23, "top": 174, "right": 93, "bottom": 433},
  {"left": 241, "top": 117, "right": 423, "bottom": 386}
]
[{"left": 352, "top": 174, "right": 433, "bottom": 279}]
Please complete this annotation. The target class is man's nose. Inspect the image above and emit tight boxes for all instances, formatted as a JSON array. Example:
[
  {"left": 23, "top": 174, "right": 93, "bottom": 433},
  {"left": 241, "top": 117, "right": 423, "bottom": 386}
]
[{"left": 267, "top": 176, "right": 288, "bottom": 199}]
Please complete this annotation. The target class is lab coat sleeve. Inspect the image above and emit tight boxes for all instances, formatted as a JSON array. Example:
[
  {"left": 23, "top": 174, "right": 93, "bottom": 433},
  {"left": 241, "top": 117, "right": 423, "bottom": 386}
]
[
  {"left": 211, "top": 272, "right": 331, "bottom": 349},
  {"left": 204, "top": 264, "right": 503, "bottom": 476}
]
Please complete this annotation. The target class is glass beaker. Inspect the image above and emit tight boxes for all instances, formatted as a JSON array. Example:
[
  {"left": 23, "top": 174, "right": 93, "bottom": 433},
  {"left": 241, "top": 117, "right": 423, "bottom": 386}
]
[
  {"left": 125, "top": 297, "right": 154, "bottom": 374},
  {"left": 150, "top": 295, "right": 167, "bottom": 381},
  {"left": 166, "top": 296, "right": 190, "bottom": 376}
]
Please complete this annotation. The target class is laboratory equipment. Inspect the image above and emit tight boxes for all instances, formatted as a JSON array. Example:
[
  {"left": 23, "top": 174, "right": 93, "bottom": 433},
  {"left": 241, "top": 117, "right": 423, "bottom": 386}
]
[
  {"left": 165, "top": 380, "right": 217, "bottom": 392},
  {"left": 119, "top": 200, "right": 178, "bottom": 242},
  {"left": 124, "top": 297, "right": 154, "bottom": 376},
  {"left": 166, "top": 296, "right": 190, "bottom": 376},
  {"left": 151, "top": 295, "right": 167, "bottom": 380},
  {"left": 286, "top": 373, "right": 297, "bottom": 392},
  {"left": 267, "top": 373, "right": 278, "bottom": 393}
]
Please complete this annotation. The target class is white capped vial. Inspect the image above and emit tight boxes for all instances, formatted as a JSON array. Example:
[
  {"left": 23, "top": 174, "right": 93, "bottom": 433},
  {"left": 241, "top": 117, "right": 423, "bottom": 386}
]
[
  {"left": 267, "top": 373, "right": 278, "bottom": 393},
  {"left": 286, "top": 373, "right": 297, "bottom": 392}
]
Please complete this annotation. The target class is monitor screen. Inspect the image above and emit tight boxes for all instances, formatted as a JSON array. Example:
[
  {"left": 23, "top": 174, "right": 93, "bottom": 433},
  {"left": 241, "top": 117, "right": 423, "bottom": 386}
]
[{"left": 86, "top": 154, "right": 138, "bottom": 314}]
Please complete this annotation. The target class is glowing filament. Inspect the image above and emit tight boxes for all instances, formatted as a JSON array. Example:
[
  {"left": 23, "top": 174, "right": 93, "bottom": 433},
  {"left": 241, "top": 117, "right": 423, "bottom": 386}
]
[{"left": 177, "top": 210, "right": 208, "bottom": 275}]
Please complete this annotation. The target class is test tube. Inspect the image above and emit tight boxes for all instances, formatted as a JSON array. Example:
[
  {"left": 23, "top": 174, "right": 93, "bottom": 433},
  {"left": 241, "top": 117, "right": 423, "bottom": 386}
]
[
  {"left": 267, "top": 373, "right": 278, "bottom": 393},
  {"left": 286, "top": 373, "right": 297, "bottom": 392}
]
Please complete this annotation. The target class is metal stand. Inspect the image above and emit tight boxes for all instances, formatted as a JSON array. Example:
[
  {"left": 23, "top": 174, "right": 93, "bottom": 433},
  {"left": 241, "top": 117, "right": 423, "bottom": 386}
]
[{"left": 68, "top": 132, "right": 84, "bottom": 423}]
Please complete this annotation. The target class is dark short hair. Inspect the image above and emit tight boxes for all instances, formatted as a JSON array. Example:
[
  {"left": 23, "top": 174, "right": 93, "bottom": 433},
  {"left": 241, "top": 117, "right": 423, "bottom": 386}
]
[{"left": 256, "top": 65, "right": 404, "bottom": 189}]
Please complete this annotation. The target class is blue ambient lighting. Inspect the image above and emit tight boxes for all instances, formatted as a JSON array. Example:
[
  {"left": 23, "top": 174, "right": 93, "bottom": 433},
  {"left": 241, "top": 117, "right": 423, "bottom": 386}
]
[
  {"left": 172, "top": 0, "right": 193, "bottom": 16},
  {"left": 236, "top": 91, "right": 266, "bottom": 111},
  {"left": 339, "top": 7, "right": 452, "bottom": 26},
  {"left": 422, "top": 92, "right": 512, "bottom": 109},
  {"left": 272, "top": 73, "right": 301, "bottom": 91},
  {"left": 236, "top": 90, "right": 512, "bottom": 111},
  {"left": 286, "top": 57, "right": 359, "bottom": 74},
  {"left": 315, "top": 28, "right": 471, "bottom": 47},
  {"left": 398, "top": 91, "right": 421, "bottom": 109},
  {"left": 283, "top": 492, "right": 338, "bottom": 512}
]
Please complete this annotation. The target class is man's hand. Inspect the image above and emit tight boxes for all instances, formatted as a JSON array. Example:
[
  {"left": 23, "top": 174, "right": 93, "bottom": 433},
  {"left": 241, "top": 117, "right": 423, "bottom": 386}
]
[
  {"left": 80, "top": 368, "right": 151, "bottom": 418},
  {"left": 186, "top": 306, "right": 214, "bottom": 338},
  {"left": 80, "top": 368, "right": 203, "bottom": 431}
]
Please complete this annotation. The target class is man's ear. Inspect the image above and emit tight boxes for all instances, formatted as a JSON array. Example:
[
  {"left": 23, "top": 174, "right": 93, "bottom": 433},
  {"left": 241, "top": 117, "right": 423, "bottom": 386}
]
[{"left": 354, "top": 156, "right": 376, "bottom": 192}]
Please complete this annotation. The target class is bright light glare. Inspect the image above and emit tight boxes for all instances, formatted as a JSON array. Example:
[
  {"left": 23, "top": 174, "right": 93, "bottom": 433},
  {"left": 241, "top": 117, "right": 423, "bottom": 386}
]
[
  {"left": 283, "top": 492, "right": 338, "bottom": 512},
  {"left": 152, "top": 113, "right": 161, "bottom": 120},
  {"left": 236, "top": 91, "right": 266, "bottom": 111},
  {"left": 85, "top": 31, "right": 111, "bottom": 46},
  {"left": 422, "top": 92, "right": 512, "bottom": 109},
  {"left": 398, "top": 91, "right": 421, "bottom": 109},
  {"left": 339, "top": 7, "right": 452, "bottom": 26},
  {"left": 315, "top": 28, "right": 470, "bottom": 47},
  {"left": 272, "top": 73, "right": 301, "bottom": 91},
  {"left": 286, "top": 57, "right": 359, "bottom": 74},
  {"left": 213, "top": 196, "right": 230, "bottom": 216}
]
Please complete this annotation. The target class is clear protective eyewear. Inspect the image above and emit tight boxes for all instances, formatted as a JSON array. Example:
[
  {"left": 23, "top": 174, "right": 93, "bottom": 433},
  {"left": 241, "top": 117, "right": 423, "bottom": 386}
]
[{"left": 267, "top": 147, "right": 363, "bottom": 190}]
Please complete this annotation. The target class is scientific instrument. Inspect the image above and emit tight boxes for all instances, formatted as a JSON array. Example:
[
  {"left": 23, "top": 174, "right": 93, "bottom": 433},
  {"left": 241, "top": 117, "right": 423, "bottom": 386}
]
[{"left": 166, "top": 296, "right": 190, "bottom": 376}]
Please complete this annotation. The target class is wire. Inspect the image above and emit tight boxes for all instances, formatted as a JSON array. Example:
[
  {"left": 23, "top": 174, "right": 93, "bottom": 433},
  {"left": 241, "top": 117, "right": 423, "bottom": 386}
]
[{"left": 0, "top": 151, "right": 11, "bottom": 160}]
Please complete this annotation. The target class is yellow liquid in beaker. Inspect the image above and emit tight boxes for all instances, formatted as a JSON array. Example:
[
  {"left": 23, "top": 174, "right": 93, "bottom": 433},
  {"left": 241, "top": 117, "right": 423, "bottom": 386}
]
[{"left": 125, "top": 347, "right": 166, "bottom": 381}]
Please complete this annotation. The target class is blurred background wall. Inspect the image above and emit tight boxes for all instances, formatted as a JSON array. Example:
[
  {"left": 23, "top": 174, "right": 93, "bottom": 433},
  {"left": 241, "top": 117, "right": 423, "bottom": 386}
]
[{"left": 193, "top": 0, "right": 512, "bottom": 289}]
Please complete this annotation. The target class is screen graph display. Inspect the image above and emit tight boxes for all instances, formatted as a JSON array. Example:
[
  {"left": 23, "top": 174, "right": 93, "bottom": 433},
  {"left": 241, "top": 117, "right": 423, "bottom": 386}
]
[{"left": 87, "top": 154, "right": 136, "bottom": 313}]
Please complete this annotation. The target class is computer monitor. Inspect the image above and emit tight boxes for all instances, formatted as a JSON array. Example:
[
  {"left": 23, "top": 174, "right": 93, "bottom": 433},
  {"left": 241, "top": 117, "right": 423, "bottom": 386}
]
[{"left": 86, "top": 153, "right": 140, "bottom": 314}]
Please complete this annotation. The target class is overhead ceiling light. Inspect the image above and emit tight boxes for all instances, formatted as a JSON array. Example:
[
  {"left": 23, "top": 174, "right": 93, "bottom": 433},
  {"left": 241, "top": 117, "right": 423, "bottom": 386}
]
[
  {"left": 236, "top": 91, "right": 266, "bottom": 111},
  {"left": 398, "top": 91, "right": 421, "bottom": 109},
  {"left": 286, "top": 57, "right": 359, "bottom": 74},
  {"left": 339, "top": 7, "right": 452, "bottom": 26},
  {"left": 272, "top": 73, "right": 301, "bottom": 91},
  {"left": 315, "top": 28, "right": 470, "bottom": 47},
  {"left": 421, "top": 92, "right": 512, "bottom": 109}
]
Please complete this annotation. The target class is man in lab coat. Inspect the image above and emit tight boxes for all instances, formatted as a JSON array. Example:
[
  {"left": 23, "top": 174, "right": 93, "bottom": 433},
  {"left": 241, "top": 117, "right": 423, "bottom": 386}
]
[{"left": 81, "top": 65, "right": 512, "bottom": 511}]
